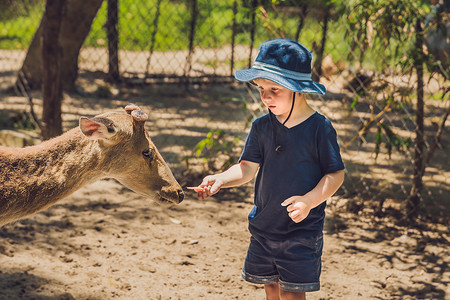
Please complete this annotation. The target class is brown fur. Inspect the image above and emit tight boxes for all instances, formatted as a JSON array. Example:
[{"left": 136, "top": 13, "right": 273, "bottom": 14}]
[{"left": 0, "top": 107, "right": 183, "bottom": 227}]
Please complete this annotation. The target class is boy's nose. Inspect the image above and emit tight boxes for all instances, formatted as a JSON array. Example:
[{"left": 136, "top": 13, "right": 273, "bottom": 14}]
[{"left": 261, "top": 90, "right": 271, "bottom": 100}]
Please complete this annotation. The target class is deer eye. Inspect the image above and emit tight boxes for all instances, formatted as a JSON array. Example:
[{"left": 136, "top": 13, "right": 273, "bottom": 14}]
[{"left": 142, "top": 149, "right": 154, "bottom": 161}]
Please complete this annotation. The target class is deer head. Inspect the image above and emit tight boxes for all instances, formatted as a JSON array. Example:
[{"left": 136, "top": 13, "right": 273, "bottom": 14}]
[{"left": 79, "top": 104, "right": 184, "bottom": 205}]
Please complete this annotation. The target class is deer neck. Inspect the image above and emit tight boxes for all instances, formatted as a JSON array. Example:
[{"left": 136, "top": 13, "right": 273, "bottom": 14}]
[{"left": 0, "top": 128, "right": 105, "bottom": 223}]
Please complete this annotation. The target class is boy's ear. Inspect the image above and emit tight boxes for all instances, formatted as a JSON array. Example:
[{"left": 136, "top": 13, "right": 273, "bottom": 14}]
[{"left": 79, "top": 117, "right": 116, "bottom": 140}]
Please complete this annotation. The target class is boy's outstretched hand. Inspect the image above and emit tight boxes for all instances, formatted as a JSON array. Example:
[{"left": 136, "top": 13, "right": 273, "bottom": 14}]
[
  {"left": 186, "top": 162, "right": 258, "bottom": 200},
  {"left": 188, "top": 175, "right": 224, "bottom": 200},
  {"left": 281, "top": 196, "right": 312, "bottom": 223}
]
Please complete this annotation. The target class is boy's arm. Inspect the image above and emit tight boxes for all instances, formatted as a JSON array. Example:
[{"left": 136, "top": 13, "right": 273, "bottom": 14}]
[
  {"left": 281, "top": 169, "right": 345, "bottom": 223},
  {"left": 197, "top": 160, "right": 259, "bottom": 200}
]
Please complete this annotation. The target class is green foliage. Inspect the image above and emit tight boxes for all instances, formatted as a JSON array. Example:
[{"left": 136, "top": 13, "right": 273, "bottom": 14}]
[
  {"left": 94, "top": 84, "right": 112, "bottom": 98},
  {"left": 0, "top": 0, "right": 339, "bottom": 56},
  {"left": 346, "top": 94, "right": 412, "bottom": 159},
  {"left": 0, "top": 110, "right": 36, "bottom": 130},
  {"left": 186, "top": 130, "right": 240, "bottom": 171},
  {"left": 0, "top": 0, "right": 441, "bottom": 82},
  {"left": 87, "top": 0, "right": 264, "bottom": 51},
  {"left": 349, "top": 96, "right": 358, "bottom": 113},
  {"left": 375, "top": 122, "right": 412, "bottom": 159},
  {"left": 340, "top": 0, "right": 432, "bottom": 71},
  {"left": 0, "top": 0, "right": 43, "bottom": 20},
  {"left": 0, "top": 0, "right": 44, "bottom": 49},
  {"left": 429, "top": 92, "right": 450, "bottom": 102}
]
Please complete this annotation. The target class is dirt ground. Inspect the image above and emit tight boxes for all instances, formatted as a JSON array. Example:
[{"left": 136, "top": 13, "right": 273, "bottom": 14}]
[{"left": 0, "top": 75, "right": 449, "bottom": 299}]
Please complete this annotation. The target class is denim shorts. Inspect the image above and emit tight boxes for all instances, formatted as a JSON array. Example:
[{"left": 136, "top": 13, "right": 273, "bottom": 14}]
[{"left": 241, "top": 234, "right": 323, "bottom": 293}]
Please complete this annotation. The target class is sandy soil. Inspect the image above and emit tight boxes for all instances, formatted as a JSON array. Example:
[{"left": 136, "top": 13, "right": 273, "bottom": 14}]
[
  {"left": 0, "top": 77, "right": 448, "bottom": 299},
  {"left": 0, "top": 179, "right": 448, "bottom": 300}
]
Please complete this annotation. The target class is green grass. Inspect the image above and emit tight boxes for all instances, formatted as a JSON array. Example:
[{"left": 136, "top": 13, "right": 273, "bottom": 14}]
[
  {"left": 86, "top": 0, "right": 242, "bottom": 51},
  {"left": 0, "top": 0, "right": 427, "bottom": 73},
  {"left": 0, "top": 1, "right": 44, "bottom": 49},
  {"left": 0, "top": 0, "right": 331, "bottom": 52},
  {"left": 429, "top": 92, "right": 450, "bottom": 101}
]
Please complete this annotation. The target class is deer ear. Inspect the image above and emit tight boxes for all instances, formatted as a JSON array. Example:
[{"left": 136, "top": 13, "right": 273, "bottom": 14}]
[{"left": 79, "top": 117, "right": 116, "bottom": 140}]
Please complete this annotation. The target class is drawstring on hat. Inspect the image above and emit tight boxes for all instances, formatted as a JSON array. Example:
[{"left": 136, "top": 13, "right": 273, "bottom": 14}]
[{"left": 269, "top": 92, "right": 296, "bottom": 153}]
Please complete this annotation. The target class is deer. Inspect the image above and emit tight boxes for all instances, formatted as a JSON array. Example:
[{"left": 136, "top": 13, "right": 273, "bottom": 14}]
[{"left": 0, "top": 104, "right": 184, "bottom": 227}]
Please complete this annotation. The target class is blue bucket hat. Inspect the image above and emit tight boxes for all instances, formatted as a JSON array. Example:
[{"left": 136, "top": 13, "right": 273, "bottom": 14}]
[{"left": 234, "top": 38, "right": 326, "bottom": 95}]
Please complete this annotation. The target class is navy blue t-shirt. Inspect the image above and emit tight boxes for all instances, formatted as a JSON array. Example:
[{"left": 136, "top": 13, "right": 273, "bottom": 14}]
[{"left": 239, "top": 112, "right": 344, "bottom": 241}]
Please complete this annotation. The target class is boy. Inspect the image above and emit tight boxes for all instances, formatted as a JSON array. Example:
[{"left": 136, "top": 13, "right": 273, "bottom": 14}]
[{"left": 193, "top": 38, "right": 345, "bottom": 300}]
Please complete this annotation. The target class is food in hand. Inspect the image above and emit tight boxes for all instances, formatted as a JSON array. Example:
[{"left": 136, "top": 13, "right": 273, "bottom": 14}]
[{"left": 186, "top": 186, "right": 207, "bottom": 193}]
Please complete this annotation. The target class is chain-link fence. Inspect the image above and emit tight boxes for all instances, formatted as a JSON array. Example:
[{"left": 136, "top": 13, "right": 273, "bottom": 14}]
[{"left": 1, "top": 0, "right": 449, "bottom": 222}]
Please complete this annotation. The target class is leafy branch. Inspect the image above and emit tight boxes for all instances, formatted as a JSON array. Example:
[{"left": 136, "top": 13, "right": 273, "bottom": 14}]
[{"left": 184, "top": 130, "right": 240, "bottom": 172}]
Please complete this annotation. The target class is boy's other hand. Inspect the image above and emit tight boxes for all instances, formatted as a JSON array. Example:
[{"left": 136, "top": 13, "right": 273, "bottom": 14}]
[{"left": 281, "top": 196, "right": 312, "bottom": 223}]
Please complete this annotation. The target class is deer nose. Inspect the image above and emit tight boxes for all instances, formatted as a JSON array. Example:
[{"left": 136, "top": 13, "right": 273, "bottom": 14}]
[{"left": 178, "top": 190, "right": 184, "bottom": 203}]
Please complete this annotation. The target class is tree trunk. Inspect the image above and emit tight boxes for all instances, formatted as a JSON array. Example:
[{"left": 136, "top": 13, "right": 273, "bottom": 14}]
[
  {"left": 107, "top": 0, "right": 119, "bottom": 82},
  {"left": 146, "top": 0, "right": 162, "bottom": 75},
  {"left": 230, "top": 0, "right": 237, "bottom": 76},
  {"left": 248, "top": 0, "right": 257, "bottom": 68},
  {"left": 184, "top": 0, "right": 198, "bottom": 77},
  {"left": 41, "top": 0, "right": 66, "bottom": 140},
  {"left": 295, "top": 4, "right": 309, "bottom": 41},
  {"left": 407, "top": 19, "right": 425, "bottom": 220},
  {"left": 312, "top": 7, "right": 329, "bottom": 82},
  {"left": 17, "top": 0, "right": 104, "bottom": 90}
]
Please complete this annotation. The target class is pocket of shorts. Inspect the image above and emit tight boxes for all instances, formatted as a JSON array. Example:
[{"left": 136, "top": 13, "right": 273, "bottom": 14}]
[
  {"left": 291, "top": 235, "right": 323, "bottom": 251},
  {"left": 313, "top": 235, "right": 323, "bottom": 255}
]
